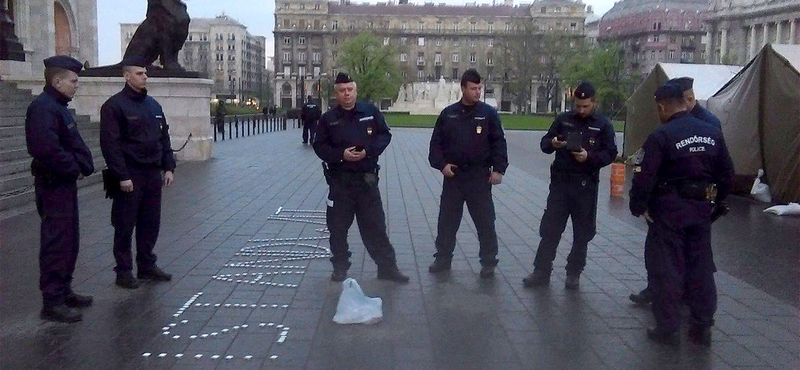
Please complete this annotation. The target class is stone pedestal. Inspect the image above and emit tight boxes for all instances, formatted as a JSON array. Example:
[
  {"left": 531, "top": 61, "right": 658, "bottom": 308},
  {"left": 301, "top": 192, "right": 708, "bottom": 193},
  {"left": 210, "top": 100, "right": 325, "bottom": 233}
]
[{"left": 10, "top": 76, "right": 215, "bottom": 161}]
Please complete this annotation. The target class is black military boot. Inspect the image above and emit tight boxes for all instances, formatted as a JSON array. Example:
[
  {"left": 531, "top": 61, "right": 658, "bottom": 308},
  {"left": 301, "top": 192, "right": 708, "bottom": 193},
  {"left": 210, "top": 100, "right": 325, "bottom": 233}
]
[
  {"left": 138, "top": 266, "right": 172, "bottom": 282},
  {"left": 41, "top": 304, "right": 82, "bottom": 323},
  {"left": 377, "top": 266, "right": 410, "bottom": 283},
  {"left": 564, "top": 274, "right": 580, "bottom": 290},
  {"left": 330, "top": 261, "right": 351, "bottom": 282},
  {"left": 629, "top": 287, "right": 653, "bottom": 305},
  {"left": 688, "top": 326, "right": 712, "bottom": 347},
  {"left": 116, "top": 272, "right": 141, "bottom": 289},
  {"left": 522, "top": 270, "right": 550, "bottom": 288},
  {"left": 647, "top": 327, "right": 680, "bottom": 346},
  {"left": 65, "top": 292, "right": 94, "bottom": 308},
  {"left": 428, "top": 258, "right": 452, "bottom": 273},
  {"left": 479, "top": 265, "right": 495, "bottom": 279}
]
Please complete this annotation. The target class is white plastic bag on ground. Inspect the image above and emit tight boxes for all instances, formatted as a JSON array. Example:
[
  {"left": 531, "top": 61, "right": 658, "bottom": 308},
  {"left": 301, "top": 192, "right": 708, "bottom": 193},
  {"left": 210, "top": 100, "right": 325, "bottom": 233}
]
[
  {"left": 750, "top": 169, "right": 772, "bottom": 203},
  {"left": 763, "top": 203, "right": 800, "bottom": 216},
  {"left": 333, "top": 278, "right": 383, "bottom": 325}
]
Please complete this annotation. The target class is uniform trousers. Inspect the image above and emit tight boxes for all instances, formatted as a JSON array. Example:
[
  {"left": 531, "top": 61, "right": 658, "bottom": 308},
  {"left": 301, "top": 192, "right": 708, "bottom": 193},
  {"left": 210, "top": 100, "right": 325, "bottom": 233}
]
[
  {"left": 111, "top": 166, "right": 162, "bottom": 273},
  {"left": 302, "top": 121, "right": 316, "bottom": 143},
  {"left": 647, "top": 211, "right": 717, "bottom": 332},
  {"left": 433, "top": 173, "right": 499, "bottom": 266},
  {"left": 534, "top": 175, "right": 598, "bottom": 275},
  {"left": 326, "top": 173, "right": 397, "bottom": 269},
  {"left": 35, "top": 176, "right": 79, "bottom": 308}
]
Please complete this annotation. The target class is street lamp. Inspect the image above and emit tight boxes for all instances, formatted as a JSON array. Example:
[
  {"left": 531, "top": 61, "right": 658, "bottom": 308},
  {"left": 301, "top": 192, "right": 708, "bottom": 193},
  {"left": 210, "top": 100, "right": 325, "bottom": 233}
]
[{"left": 317, "top": 72, "right": 327, "bottom": 108}]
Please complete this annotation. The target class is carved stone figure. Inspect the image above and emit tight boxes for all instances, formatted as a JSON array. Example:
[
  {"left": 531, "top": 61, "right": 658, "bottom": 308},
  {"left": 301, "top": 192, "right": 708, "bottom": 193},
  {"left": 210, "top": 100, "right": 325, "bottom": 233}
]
[
  {"left": 397, "top": 84, "right": 406, "bottom": 102},
  {"left": 123, "top": 0, "right": 190, "bottom": 70}
]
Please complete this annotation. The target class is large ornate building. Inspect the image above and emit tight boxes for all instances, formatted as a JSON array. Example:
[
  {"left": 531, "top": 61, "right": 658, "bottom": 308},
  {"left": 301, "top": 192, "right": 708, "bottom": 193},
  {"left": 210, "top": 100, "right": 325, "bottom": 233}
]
[
  {"left": 704, "top": 0, "right": 800, "bottom": 66},
  {"left": 598, "top": 0, "right": 708, "bottom": 77},
  {"left": 1, "top": 0, "right": 98, "bottom": 80},
  {"left": 121, "top": 14, "right": 267, "bottom": 103},
  {"left": 273, "top": 0, "right": 588, "bottom": 110}
]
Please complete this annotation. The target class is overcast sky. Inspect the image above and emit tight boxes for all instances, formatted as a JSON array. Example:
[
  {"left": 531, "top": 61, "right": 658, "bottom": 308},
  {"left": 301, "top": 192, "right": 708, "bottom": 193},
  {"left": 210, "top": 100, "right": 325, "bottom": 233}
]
[{"left": 97, "top": 0, "right": 617, "bottom": 65}]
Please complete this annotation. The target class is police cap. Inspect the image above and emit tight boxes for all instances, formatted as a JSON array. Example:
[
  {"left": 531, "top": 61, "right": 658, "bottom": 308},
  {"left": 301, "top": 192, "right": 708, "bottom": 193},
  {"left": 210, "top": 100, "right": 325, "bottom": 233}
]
[
  {"left": 573, "top": 82, "right": 596, "bottom": 99},
  {"left": 43, "top": 55, "right": 83, "bottom": 74},
  {"left": 667, "top": 77, "right": 694, "bottom": 91},
  {"left": 121, "top": 55, "right": 150, "bottom": 68},
  {"left": 654, "top": 83, "right": 684, "bottom": 102},
  {"left": 335, "top": 72, "right": 353, "bottom": 84}
]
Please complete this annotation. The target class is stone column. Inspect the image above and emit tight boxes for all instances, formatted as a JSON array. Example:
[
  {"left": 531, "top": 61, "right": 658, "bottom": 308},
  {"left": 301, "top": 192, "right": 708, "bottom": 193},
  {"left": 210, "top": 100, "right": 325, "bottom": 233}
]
[
  {"left": 749, "top": 24, "right": 758, "bottom": 59},
  {"left": 776, "top": 21, "right": 783, "bottom": 44},
  {"left": 720, "top": 28, "right": 728, "bottom": 62},
  {"left": 791, "top": 19, "right": 797, "bottom": 44},
  {"left": 762, "top": 22, "right": 769, "bottom": 47},
  {"left": 705, "top": 31, "right": 713, "bottom": 63}
]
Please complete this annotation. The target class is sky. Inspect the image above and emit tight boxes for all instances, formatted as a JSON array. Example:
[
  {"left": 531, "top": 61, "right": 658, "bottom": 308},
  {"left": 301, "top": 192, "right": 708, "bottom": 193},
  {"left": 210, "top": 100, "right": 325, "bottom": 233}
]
[{"left": 97, "top": 0, "right": 617, "bottom": 65}]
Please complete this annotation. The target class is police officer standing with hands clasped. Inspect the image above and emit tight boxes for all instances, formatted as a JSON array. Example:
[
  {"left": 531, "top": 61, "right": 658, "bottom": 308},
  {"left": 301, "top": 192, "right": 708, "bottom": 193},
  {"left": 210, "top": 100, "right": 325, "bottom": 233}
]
[
  {"left": 100, "top": 56, "right": 176, "bottom": 289},
  {"left": 26, "top": 56, "right": 95, "bottom": 323},
  {"left": 313, "top": 72, "right": 409, "bottom": 283},
  {"left": 630, "top": 83, "right": 733, "bottom": 346},
  {"left": 428, "top": 69, "right": 508, "bottom": 278},
  {"left": 301, "top": 95, "right": 321, "bottom": 144},
  {"left": 523, "top": 82, "right": 618, "bottom": 290}
]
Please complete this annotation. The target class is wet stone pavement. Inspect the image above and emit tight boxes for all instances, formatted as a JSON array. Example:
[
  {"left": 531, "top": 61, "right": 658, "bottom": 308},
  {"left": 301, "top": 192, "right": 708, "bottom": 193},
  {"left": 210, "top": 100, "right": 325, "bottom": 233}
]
[{"left": 1, "top": 127, "right": 798, "bottom": 370}]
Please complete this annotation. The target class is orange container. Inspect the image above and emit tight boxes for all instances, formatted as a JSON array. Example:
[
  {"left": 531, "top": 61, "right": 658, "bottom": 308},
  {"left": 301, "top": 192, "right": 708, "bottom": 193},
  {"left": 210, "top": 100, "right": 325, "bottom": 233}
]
[{"left": 610, "top": 163, "right": 625, "bottom": 197}]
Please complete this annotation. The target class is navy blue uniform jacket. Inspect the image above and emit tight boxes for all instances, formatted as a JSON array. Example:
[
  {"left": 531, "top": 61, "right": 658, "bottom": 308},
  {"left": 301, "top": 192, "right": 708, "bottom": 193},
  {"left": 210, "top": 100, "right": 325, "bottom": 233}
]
[
  {"left": 429, "top": 101, "right": 508, "bottom": 173},
  {"left": 541, "top": 111, "right": 617, "bottom": 177},
  {"left": 100, "top": 84, "right": 176, "bottom": 181},
  {"left": 630, "top": 111, "right": 734, "bottom": 219},
  {"left": 690, "top": 104, "right": 722, "bottom": 129},
  {"left": 25, "top": 85, "right": 94, "bottom": 181},
  {"left": 313, "top": 102, "right": 390, "bottom": 173}
]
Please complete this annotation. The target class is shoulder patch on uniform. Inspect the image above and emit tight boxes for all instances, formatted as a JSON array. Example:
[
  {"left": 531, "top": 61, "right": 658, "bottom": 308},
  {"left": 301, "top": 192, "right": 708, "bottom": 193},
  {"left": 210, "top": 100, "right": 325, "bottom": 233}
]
[
  {"left": 633, "top": 148, "right": 645, "bottom": 165},
  {"left": 67, "top": 123, "right": 76, "bottom": 129},
  {"left": 447, "top": 114, "right": 458, "bottom": 119},
  {"left": 359, "top": 116, "right": 374, "bottom": 122},
  {"left": 475, "top": 116, "right": 486, "bottom": 120},
  {"left": 588, "top": 126, "right": 601, "bottom": 131},
  {"left": 329, "top": 120, "right": 340, "bottom": 126},
  {"left": 562, "top": 121, "right": 574, "bottom": 128}
]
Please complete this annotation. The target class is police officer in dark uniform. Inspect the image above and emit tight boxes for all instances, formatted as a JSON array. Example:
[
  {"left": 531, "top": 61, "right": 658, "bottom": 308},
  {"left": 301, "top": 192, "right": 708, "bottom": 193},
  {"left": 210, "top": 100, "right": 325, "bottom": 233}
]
[
  {"left": 26, "top": 56, "right": 95, "bottom": 323},
  {"left": 301, "top": 95, "right": 321, "bottom": 144},
  {"left": 428, "top": 69, "right": 508, "bottom": 279},
  {"left": 313, "top": 72, "right": 409, "bottom": 283},
  {"left": 630, "top": 83, "right": 734, "bottom": 346},
  {"left": 629, "top": 76, "right": 724, "bottom": 305},
  {"left": 100, "top": 56, "right": 176, "bottom": 289},
  {"left": 522, "top": 82, "right": 618, "bottom": 290}
]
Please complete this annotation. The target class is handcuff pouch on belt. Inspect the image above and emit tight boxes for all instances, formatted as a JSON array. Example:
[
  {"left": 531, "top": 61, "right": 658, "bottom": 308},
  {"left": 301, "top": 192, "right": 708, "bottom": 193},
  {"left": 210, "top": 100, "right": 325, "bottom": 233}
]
[
  {"left": 326, "top": 164, "right": 380, "bottom": 188},
  {"left": 658, "top": 180, "right": 717, "bottom": 202}
]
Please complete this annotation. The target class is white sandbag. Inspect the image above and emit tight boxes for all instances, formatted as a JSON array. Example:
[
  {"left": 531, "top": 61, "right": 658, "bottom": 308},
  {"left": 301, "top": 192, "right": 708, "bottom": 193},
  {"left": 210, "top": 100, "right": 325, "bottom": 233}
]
[
  {"left": 763, "top": 203, "right": 800, "bottom": 216},
  {"left": 333, "top": 278, "right": 383, "bottom": 325},
  {"left": 750, "top": 169, "right": 772, "bottom": 203}
]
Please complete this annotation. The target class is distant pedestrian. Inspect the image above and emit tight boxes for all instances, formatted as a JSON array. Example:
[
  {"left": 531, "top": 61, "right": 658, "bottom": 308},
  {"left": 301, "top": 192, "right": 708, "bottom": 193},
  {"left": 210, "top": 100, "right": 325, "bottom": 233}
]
[
  {"left": 629, "top": 82, "right": 733, "bottom": 346},
  {"left": 100, "top": 56, "right": 176, "bottom": 290},
  {"left": 215, "top": 100, "right": 226, "bottom": 133},
  {"left": 26, "top": 56, "right": 95, "bottom": 323},
  {"left": 427, "top": 69, "right": 508, "bottom": 279},
  {"left": 301, "top": 95, "right": 321, "bottom": 144},
  {"left": 312, "top": 72, "right": 409, "bottom": 283},
  {"left": 522, "top": 82, "right": 618, "bottom": 290}
]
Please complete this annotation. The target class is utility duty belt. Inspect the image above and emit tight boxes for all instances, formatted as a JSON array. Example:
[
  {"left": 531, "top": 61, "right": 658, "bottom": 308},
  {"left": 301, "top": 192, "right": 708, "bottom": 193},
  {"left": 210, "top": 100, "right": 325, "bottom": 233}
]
[
  {"left": 657, "top": 180, "right": 717, "bottom": 201},
  {"left": 323, "top": 163, "right": 380, "bottom": 187}
]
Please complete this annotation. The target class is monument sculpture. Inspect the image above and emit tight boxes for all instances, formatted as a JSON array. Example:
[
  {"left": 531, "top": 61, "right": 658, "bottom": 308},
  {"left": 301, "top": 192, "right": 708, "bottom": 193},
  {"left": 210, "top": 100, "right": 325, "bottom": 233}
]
[{"left": 388, "top": 78, "right": 478, "bottom": 115}]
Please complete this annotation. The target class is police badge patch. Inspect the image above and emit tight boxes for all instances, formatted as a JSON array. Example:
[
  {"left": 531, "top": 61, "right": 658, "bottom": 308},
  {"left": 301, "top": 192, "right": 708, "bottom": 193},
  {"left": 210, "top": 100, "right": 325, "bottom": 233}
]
[
  {"left": 476, "top": 126, "right": 483, "bottom": 134},
  {"left": 633, "top": 148, "right": 645, "bottom": 173},
  {"left": 589, "top": 137, "right": 595, "bottom": 146},
  {"left": 367, "top": 126, "right": 373, "bottom": 135}
]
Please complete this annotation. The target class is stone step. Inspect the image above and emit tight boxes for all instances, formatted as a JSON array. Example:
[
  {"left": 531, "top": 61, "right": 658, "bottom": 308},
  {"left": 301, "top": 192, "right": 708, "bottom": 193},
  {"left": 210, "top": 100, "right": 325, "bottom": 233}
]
[
  {"left": 0, "top": 98, "right": 32, "bottom": 108},
  {"left": 0, "top": 130, "right": 100, "bottom": 151},
  {"left": 0, "top": 172, "right": 32, "bottom": 194},
  {"left": 0, "top": 117, "right": 24, "bottom": 127},
  {"left": 0, "top": 158, "right": 30, "bottom": 177},
  {"left": 0, "top": 171, "right": 104, "bottom": 213},
  {"left": 0, "top": 107, "right": 27, "bottom": 118},
  {"left": 0, "top": 125, "right": 24, "bottom": 138},
  {"left": 0, "top": 148, "right": 28, "bottom": 162}
]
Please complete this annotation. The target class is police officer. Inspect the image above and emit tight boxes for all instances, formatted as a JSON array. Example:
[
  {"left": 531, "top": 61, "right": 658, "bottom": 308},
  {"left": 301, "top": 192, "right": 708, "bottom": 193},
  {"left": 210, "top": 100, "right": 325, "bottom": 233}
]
[
  {"left": 312, "top": 72, "right": 409, "bottom": 283},
  {"left": 100, "top": 56, "right": 176, "bottom": 289},
  {"left": 629, "top": 76, "right": 723, "bottom": 305},
  {"left": 301, "top": 95, "right": 321, "bottom": 144},
  {"left": 630, "top": 83, "right": 734, "bottom": 346},
  {"left": 26, "top": 56, "right": 95, "bottom": 323},
  {"left": 428, "top": 69, "right": 508, "bottom": 279},
  {"left": 522, "top": 82, "right": 618, "bottom": 290}
]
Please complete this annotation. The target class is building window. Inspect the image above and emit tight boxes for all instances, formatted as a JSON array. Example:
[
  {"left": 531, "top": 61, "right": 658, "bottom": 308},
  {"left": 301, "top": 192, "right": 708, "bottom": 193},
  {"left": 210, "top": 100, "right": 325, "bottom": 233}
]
[
  {"left": 402, "top": 71, "right": 408, "bottom": 79},
  {"left": 418, "top": 69, "right": 425, "bottom": 80},
  {"left": 332, "top": 38, "right": 338, "bottom": 45},
  {"left": 299, "top": 66, "right": 306, "bottom": 76},
  {"left": 384, "top": 37, "right": 390, "bottom": 46},
  {"left": 453, "top": 23, "right": 459, "bottom": 32},
  {"left": 368, "top": 21, "right": 374, "bottom": 29},
  {"left": 348, "top": 22, "right": 355, "bottom": 31},
  {"left": 505, "top": 23, "right": 511, "bottom": 32},
  {"left": 487, "top": 23, "right": 494, "bottom": 32},
  {"left": 670, "top": 36, "right": 677, "bottom": 43},
  {"left": 452, "top": 68, "right": 459, "bottom": 80},
  {"left": 299, "top": 36, "right": 306, "bottom": 45},
  {"left": 469, "top": 53, "right": 477, "bottom": 63},
  {"left": 669, "top": 49, "right": 675, "bottom": 59},
  {"left": 486, "top": 55, "right": 493, "bottom": 65},
  {"left": 401, "top": 37, "right": 407, "bottom": 45},
  {"left": 470, "top": 22, "right": 477, "bottom": 33},
  {"left": 570, "top": 22, "right": 577, "bottom": 32},
  {"left": 402, "top": 22, "right": 408, "bottom": 30},
  {"left": 487, "top": 39, "right": 493, "bottom": 47},
  {"left": 332, "top": 20, "right": 338, "bottom": 30},
  {"left": 283, "top": 36, "right": 291, "bottom": 44},
  {"left": 436, "top": 38, "right": 442, "bottom": 47},
  {"left": 313, "top": 52, "right": 321, "bottom": 62},
  {"left": 452, "top": 53, "right": 459, "bottom": 63},
  {"left": 688, "top": 52, "right": 694, "bottom": 60},
  {"left": 653, "top": 34, "right": 660, "bottom": 42},
  {"left": 469, "top": 38, "right": 476, "bottom": 47},
  {"left": 418, "top": 22, "right": 424, "bottom": 31},
  {"left": 283, "top": 51, "right": 291, "bottom": 61},
  {"left": 453, "top": 39, "right": 460, "bottom": 47},
  {"left": 436, "top": 22, "right": 442, "bottom": 32},
  {"left": 400, "top": 53, "right": 408, "bottom": 62},
  {"left": 417, "top": 52, "right": 424, "bottom": 64},
  {"left": 418, "top": 37, "right": 425, "bottom": 46},
  {"left": 332, "top": 52, "right": 337, "bottom": 60},
  {"left": 651, "top": 51, "right": 655, "bottom": 60},
  {"left": 435, "top": 52, "right": 442, "bottom": 65},
  {"left": 541, "top": 6, "right": 546, "bottom": 13},
  {"left": 315, "top": 3, "right": 320, "bottom": 9},
  {"left": 283, "top": 66, "right": 291, "bottom": 76},
  {"left": 300, "top": 4, "right": 305, "bottom": 9}
]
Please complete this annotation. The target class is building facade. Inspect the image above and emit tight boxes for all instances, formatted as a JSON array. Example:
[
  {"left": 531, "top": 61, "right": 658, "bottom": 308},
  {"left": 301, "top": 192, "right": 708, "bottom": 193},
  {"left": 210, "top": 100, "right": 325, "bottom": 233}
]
[
  {"left": 598, "top": 0, "right": 708, "bottom": 77},
  {"left": 121, "top": 14, "right": 267, "bottom": 103},
  {"left": 1, "top": 0, "right": 98, "bottom": 80},
  {"left": 704, "top": 0, "right": 800, "bottom": 66},
  {"left": 273, "top": 0, "right": 587, "bottom": 110}
]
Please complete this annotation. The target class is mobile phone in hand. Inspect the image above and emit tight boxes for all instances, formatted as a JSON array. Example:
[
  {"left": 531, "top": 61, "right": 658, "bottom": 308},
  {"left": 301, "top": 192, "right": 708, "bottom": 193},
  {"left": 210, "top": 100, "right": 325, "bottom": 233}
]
[{"left": 353, "top": 145, "right": 365, "bottom": 152}]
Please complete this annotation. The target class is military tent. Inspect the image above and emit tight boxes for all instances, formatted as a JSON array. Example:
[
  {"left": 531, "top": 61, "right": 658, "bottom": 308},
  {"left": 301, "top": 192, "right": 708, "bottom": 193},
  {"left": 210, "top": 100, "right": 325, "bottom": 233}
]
[
  {"left": 706, "top": 44, "right": 800, "bottom": 203},
  {"left": 623, "top": 63, "right": 741, "bottom": 158}
]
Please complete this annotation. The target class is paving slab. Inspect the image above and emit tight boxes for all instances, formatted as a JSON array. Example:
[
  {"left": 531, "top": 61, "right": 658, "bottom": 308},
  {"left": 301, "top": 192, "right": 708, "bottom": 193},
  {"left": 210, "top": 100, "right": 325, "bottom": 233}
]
[{"left": 1, "top": 127, "right": 797, "bottom": 370}]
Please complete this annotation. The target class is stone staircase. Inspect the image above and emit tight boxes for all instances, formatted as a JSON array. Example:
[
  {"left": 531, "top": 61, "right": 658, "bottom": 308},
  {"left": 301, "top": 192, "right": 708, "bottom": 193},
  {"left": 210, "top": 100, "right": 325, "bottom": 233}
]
[{"left": 0, "top": 81, "right": 105, "bottom": 213}]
